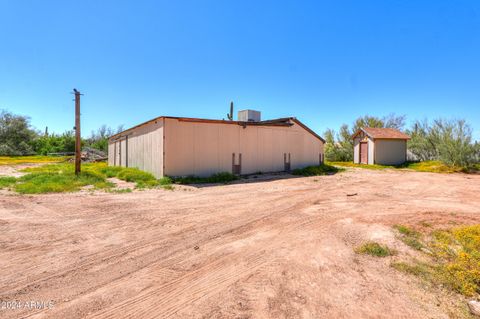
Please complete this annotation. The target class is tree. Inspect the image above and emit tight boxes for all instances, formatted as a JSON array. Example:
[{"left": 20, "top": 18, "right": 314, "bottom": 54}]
[
  {"left": 383, "top": 113, "right": 406, "bottom": 130},
  {"left": 407, "top": 119, "right": 478, "bottom": 167},
  {"left": 31, "top": 131, "right": 76, "bottom": 155},
  {"left": 84, "top": 125, "right": 123, "bottom": 153},
  {"left": 324, "top": 128, "right": 352, "bottom": 162},
  {"left": 0, "top": 109, "right": 36, "bottom": 155},
  {"left": 407, "top": 120, "right": 438, "bottom": 161}
]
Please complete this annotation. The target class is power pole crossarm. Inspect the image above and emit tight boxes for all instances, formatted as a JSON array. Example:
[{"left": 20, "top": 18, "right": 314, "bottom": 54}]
[{"left": 73, "top": 89, "right": 82, "bottom": 175}]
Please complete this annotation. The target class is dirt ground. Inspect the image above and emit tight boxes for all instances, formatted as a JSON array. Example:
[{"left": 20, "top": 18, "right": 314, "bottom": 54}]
[{"left": 1, "top": 167, "right": 479, "bottom": 319}]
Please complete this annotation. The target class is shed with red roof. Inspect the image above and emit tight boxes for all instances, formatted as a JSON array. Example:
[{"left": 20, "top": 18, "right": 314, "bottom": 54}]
[{"left": 352, "top": 128, "right": 411, "bottom": 165}]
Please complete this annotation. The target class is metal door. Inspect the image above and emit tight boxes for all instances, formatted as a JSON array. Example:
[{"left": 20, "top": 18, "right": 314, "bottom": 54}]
[{"left": 360, "top": 142, "right": 368, "bottom": 164}]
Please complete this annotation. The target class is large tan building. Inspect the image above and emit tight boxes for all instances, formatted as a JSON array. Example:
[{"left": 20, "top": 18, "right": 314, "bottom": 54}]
[
  {"left": 108, "top": 111, "right": 325, "bottom": 178},
  {"left": 353, "top": 127, "right": 411, "bottom": 165}
]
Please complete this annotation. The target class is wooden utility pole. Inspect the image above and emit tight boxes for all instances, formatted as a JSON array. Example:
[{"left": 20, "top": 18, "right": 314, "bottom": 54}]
[{"left": 73, "top": 89, "right": 82, "bottom": 175}]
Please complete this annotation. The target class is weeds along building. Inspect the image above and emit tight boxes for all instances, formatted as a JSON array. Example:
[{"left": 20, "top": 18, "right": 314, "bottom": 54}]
[{"left": 108, "top": 110, "right": 325, "bottom": 178}]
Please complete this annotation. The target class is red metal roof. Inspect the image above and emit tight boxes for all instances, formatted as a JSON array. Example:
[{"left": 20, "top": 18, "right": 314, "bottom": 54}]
[{"left": 353, "top": 127, "right": 411, "bottom": 140}]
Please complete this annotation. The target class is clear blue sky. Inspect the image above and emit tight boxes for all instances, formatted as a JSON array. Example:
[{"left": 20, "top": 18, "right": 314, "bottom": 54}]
[{"left": 1, "top": 0, "right": 479, "bottom": 139}]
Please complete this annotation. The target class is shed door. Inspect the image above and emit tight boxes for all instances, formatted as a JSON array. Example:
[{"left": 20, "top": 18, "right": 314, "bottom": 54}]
[
  {"left": 360, "top": 142, "right": 368, "bottom": 164},
  {"left": 115, "top": 141, "right": 121, "bottom": 166}
]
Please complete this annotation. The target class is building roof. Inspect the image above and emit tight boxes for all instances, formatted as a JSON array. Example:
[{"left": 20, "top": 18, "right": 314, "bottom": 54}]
[
  {"left": 353, "top": 127, "right": 411, "bottom": 140},
  {"left": 109, "top": 116, "right": 325, "bottom": 143}
]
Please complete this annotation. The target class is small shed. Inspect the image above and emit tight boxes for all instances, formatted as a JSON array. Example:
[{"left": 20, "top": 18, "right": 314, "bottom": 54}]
[{"left": 352, "top": 127, "right": 411, "bottom": 165}]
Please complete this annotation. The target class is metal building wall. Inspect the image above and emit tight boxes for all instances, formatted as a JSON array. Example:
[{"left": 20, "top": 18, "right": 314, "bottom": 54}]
[
  {"left": 163, "top": 118, "right": 323, "bottom": 177},
  {"left": 374, "top": 139, "right": 407, "bottom": 165},
  {"left": 368, "top": 137, "right": 375, "bottom": 165},
  {"left": 353, "top": 137, "right": 360, "bottom": 164},
  {"left": 108, "top": 120, "right": 164, "bottom": 178}
]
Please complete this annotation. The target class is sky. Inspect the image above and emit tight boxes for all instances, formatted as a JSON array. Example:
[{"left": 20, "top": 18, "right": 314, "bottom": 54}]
[{"left": 1, "top": 0, "right": 479, "bottom": 140}]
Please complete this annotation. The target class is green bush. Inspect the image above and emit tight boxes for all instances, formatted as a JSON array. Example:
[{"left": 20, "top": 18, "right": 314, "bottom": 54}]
[
  {"left": 292, "top": 164, "right": 343, "bottom": 176},
  {"left": 408, "top": 119, "right": 479, "bottom": 168},
  {"left": 14, "top": 162, "right": 168, "bottom": 193},
  {"left": 172, "top": 172, "right": 238, "bottom": 184},
  {"left": 356, "top": 242, "right": 395, "bottom": 257},
  {"left": 31, "top": 132, "right": 76, "bottom": 155},
  {"left": 0, "top": 176, "right": 16, "bottom": 189},
  {"left": 159, "top": 176, "right": 173, "bottom": 185},
  {"left": 116, "top": 168, "right": 157, "bottom": 183},
  {"left": 96, "top": 165, "right": 124, "bottom": 178},
  {"left": 14, "top": 171, "right": 108, "bottom": 194},
  {"left": 0, "top": 110, "right": 36, "bottom": 155}
]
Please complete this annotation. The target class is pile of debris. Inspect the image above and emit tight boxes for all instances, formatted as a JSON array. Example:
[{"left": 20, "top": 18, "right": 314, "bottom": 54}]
[
  {"left": 66, "top": 148, "right": 107, "bottom": 163},
  {"left": 82, "top": 148, "right": 107, "bottom": 162}
]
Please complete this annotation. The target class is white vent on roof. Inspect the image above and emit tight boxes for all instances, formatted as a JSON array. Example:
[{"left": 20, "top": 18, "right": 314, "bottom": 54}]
[{"left": 238, "top": 110, "right": 261, "bottom": 122}]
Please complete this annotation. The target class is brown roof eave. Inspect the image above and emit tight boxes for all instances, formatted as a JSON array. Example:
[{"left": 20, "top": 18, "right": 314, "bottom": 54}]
[
  {"left": 109, "top": 116, "right": 325, "bottom": 143},
  {"left": 291, "top": 118, "right": 326, "bottom": 143}
]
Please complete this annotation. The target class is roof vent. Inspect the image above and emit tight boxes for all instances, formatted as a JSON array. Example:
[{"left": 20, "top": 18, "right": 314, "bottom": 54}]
[{"left": 238, "top": 109, "right": 261, "bottom": 122}]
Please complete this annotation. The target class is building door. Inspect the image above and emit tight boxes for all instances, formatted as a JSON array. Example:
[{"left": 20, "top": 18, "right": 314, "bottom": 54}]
[
  {"left": 360, "top": 142, "right": 368, "bottom": 164},
  {"left": 284, "top": 153, "right": 291, "bottom": 171},
  {"left": 232, "top": 153, "right": 242, "bottom": 175}
]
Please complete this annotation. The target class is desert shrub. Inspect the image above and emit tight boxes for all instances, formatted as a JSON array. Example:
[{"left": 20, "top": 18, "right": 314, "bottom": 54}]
[
  {"left": 292, "top": 164, "right": 343, "bottom": 176},
  {"left": 173, "top": 172, "right": 238, "bottom": 184},
  {"left": 0, "top": 176, "right": 16, "bottom": 189},
  {"left": 14, "top": 171, "right": 108, "bottom": 194},
  {"left": 16, "top": 162, "right": 165, "bottom": 193},
  {"left": 394, "top": 225, "right": 424, "bottom": 250},
  {"left": 356, "top": 242, "right": 395, "bottom": 257},
  {"left": 408, "top": 119, "right": 478, "bottom": 168},
  {"left": 116, "top": 168, "right": 157, "bottom": 183},
  {"left": 159, "top": 176, "right": 173, "bottom": 185},
  {"left": 31, "top": 132, "right": 76, "bottom": 155},
  {"left": 96, "top": 165, "right": 124, "bottom": 178}
]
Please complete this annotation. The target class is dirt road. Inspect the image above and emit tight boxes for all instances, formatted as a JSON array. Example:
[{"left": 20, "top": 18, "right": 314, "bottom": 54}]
[{"left": 1, "top": 169, "right": 479, "bottom": 318}]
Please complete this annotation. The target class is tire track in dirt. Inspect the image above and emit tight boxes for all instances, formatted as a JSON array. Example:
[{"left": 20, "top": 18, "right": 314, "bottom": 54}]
[
  {"left": 0, "top": 194, "right": 285, "bottom": 293},
  {"left": 2, "top": 192, "right": 326, "bottom": 318},
  {"left": 25, "top": 198, "right": 333, "bottom": 318},
  {"left": 87, "top": 209, "right": 337, "bottom": 319},
  {"left": 3, "top": 170, "right": 479, "bottom": 319}
]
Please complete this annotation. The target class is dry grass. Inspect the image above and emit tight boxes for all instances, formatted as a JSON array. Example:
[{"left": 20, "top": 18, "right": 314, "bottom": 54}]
[
  {"left": 392, "top": 224, "right": 480, "bottom": 297},
  {"left": 7, "top": 162, "right": 170, "bottom": 194},
  {"left": 356, "top": 242, "right": 395, "bottom": 257},
  {"left": 0, "top": 155, "right": 69, "bottom": 165},
  {"left": 394, "top": 224, "right": 424, "bottom": 250},
  {"left": 328, "top": 160, "right": 472, "bottom": 174}
]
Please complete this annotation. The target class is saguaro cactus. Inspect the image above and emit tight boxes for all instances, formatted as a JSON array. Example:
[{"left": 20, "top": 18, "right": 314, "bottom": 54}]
[{"left": 227, "top": 101, "right": 233, "bottom": 121}]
